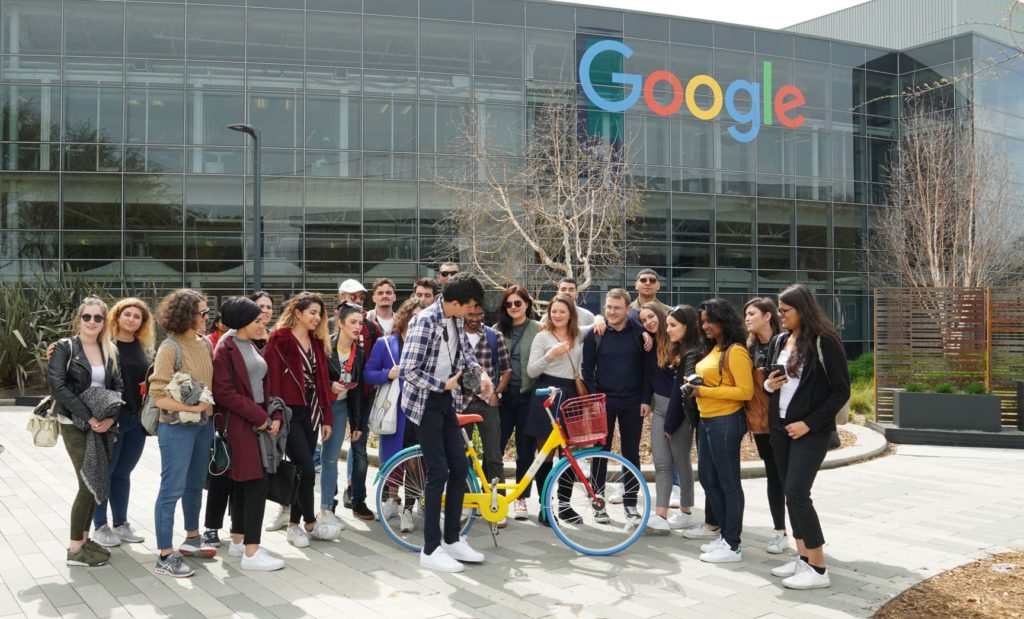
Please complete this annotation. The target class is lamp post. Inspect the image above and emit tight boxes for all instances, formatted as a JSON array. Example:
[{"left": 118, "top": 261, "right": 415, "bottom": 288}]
[{"left": 228, "top": 123, "right": 262, "bottom": 292}]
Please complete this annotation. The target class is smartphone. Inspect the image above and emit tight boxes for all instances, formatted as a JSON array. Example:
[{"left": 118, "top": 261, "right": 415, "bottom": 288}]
[{"left": 769, "top": 364, "right": 787, "bottom": 377}]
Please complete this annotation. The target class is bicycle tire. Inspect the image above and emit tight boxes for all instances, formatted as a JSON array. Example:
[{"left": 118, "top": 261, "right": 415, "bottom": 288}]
[
  {"left": 542, "top": 450, "right": 650, "bottom": 556},
  {"left": 374, "top": 447, "right": 479, "bottom": 552}
]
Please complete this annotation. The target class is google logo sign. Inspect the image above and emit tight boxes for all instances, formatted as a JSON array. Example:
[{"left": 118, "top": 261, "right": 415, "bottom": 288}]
[{"left": 579, "top": 40, "right": 806, "bottom": 143}]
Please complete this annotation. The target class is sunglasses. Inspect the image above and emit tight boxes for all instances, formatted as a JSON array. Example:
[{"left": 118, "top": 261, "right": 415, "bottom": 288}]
[
  {"left": 80, "top": 313, "right": 105, "bottom": 323},
  {"left": 637, "top": 277, "right": 658, "bottom": 284},
  {"left": 504, "top": 300, "right": 524, "bottom": 309},
  {"left": 338, "top": 301, "right": 363, "bottom": 311},
  {"left": 439, "top": 270, "right": 458, "bottom": 277},
  {"left": 195, "top": 309, "right": 210, "bottom": 318}
]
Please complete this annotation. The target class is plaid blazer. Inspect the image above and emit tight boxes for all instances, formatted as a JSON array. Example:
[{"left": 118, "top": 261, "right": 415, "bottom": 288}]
[{"left": 398, "top": 298, "right": 481, "bottom": 424}]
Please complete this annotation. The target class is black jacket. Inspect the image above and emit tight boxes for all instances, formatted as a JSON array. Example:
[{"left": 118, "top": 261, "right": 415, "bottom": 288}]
[
  {"left": 328, "top": 332, "right": 366, "bottom": 431},
  {"left": 766, "top": 332, "right": 850, "bottom": 434},
  {"left": 47, "top": 337, "right": 124, "bottom": 424},
  {"left": 665, "top": 347, "right": 702, "bottom": 434}
]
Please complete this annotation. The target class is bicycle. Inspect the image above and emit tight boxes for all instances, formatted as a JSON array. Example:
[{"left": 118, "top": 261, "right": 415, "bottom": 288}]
[{"left": 374, "top": 387, "right": 650, "bottom": 556}]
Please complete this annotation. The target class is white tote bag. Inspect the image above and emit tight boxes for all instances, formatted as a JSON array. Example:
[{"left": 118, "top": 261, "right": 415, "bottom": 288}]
[{"left": 368, "top": 340, "right": 400, "bottom": 435}]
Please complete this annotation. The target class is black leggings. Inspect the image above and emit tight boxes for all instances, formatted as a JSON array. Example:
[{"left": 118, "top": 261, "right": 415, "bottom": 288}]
[
  {"left": 535, "top": 438, "right": 573, "bottom": 510},
  {"left": 771, "top": 427, "right": 829, "bottom": 549},
  {"left": 230, "top": 476, "right": 270, "bottom": 546},
  {"left": 286, "top": 406, "right": 317, "bottom": 525},
  {"left": 754, "top": 432, "right": 787, "bottom": 531},
  {"left": 204, "top": 473, "right": 233, "bottom": 530}
]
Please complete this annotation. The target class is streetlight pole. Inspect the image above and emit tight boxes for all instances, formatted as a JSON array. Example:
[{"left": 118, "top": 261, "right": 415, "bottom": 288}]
[{"left": 228, "top": 123, "right": 262, "bottom": 292}]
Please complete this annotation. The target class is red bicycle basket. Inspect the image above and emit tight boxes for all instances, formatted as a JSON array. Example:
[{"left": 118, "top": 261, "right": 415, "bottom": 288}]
[{"left": 559, "top": 393, "right": 607, "bottom": 447}]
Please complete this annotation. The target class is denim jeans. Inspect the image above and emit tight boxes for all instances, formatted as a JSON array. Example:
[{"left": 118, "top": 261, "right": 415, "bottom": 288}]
[
  {"left": 329, "top": 398, "right": 368, "bottom": 506},
  {"left": 697, "top": 410, "right": 746, "bottom": 550},
  {"left": 154, "top": 421, "right": 214, "bottom": 550},
  {"left": 94, "top": 410, "right": 147, "bottom": 528}
]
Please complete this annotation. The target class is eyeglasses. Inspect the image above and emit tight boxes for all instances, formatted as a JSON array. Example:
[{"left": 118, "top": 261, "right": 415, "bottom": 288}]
[
  {"left": 439, "top": 270, "right": 458, "bottom": 277},
  {"left": 80, "top": 314, "right": 105, "bottom": 323},
  {"left": 637, "top": 277, "right": 658, "bottom": 284},
  {"left": 504, "top": 300, "right": 524, "bottom": 309},
  {"left": 195, "top": 309, "right": 210, "bottom": 318},
  {"left": 778, "top": 307, "right": 794, "bottom": 315}
]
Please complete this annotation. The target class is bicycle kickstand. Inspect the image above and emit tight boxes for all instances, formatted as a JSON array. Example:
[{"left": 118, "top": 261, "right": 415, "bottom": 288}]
[{"left": 489, "top": 478, "right": 501, "bottom": 548}]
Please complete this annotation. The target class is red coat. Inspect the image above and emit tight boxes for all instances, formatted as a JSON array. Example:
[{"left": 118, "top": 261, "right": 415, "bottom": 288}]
[
  {"left": 212, "top": 337, "right": 280, "bottom": 482},
  {"left": 264, "top": 329, "right": 333, "bottom": 429}
]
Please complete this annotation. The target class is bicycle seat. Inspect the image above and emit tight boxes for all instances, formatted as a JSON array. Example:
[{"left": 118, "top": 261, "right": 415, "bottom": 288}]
[{"left": 455, "top": 413, "right": 483, "bottom": 426}]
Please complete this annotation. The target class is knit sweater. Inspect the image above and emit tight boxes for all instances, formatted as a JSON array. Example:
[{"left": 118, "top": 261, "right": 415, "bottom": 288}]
[
  {"left": 149, "top": 333, "right": 214, "bottom": 423},
  {"left": 694, "top": 344, "right": 754, "bottom": 418}
]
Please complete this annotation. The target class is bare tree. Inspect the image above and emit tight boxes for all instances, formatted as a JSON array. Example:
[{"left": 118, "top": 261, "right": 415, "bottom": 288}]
[
  {"left": 435, "top": 93, "right": 644, "bottom": 293},
  {"left": 868, "top": 101, "right": 1024, "bottom": 287}
]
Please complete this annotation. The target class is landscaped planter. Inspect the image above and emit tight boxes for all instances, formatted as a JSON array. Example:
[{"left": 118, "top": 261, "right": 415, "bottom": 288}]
[{"left": 893, "top": 391, "right": 1003, "bottom": 432}]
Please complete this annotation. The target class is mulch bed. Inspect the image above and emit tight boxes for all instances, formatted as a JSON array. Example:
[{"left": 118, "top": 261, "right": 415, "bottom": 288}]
[{"left": 875, "top": 550, "right": 1024, "bottom": 619}]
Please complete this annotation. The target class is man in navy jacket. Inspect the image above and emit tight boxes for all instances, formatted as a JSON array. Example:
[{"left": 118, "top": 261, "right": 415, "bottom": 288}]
[{"left": 582, "top": 288, "right": 649, "bottom": 524}]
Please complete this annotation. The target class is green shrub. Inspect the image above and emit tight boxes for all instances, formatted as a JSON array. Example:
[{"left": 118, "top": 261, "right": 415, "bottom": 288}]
[
  {"left": 849, "top": 379, "right": 875, "bottom": 419},
  {"left": 933, "top": 383, "right": 956, "bottom": 394},
  {"left": 903, "top": 382, "right": 927, "bottom": 392},
  {"left": 848, "top": 352, "right": 874, "bottom": 383},
  {"left": 963, "top": 382, "right": 988, "bottom": 395}
]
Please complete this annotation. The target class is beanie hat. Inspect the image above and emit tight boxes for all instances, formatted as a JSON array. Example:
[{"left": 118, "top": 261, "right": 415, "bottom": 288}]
[{"left": 219, "top": 296, "right": 262, "bottom": 330}]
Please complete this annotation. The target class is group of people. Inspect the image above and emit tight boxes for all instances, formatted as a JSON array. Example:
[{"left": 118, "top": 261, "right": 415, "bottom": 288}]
[{"left": 45, "top": 262, "right": 849, "bottom": 591}]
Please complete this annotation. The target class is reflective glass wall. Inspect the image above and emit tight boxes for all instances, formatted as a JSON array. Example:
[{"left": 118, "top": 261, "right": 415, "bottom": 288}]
[{"left": 2, "top": 0, "right": 965, "bottom": 353}]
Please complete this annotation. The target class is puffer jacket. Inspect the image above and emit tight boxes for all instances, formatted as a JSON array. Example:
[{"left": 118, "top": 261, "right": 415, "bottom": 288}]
[{"left": 47, "top": 336, "right": 124, "bottom": 424}]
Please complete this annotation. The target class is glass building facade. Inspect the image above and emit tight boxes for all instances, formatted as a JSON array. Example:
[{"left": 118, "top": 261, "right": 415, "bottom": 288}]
[{"left": 1, "top": 0, "right": 1019, "bottom": 355}]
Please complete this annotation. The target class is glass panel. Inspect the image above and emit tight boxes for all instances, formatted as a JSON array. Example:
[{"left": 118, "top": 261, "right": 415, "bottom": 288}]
[
  {"left": 124, "top": 236, "right": 184, "bottom": 264},
  {"left": 186, "top": 91, "right": 244, "bottom": 146},
  {"left": 247, "top": 64, "right": 304, "bottom": 93},
  {"left": 363, "top": 98, "right": 416, "bottom": 152},
  {"left": 480, "top": 103, "right": 523, "bottom": 156},
  {"left": 62, "top": 174, "right": 121, "bottom": 230},
  {"left": 1, "top": 84, "right": 60, "bottom": 142},
  {"left": 792, "top": 130, "right": 830, "bottom": 178},
  {"left": 2, "top": 0, "right": 61, "bottom": 55},
  {"left": 756, "top": 127, "right": 790, "bottom": 175},
  {"left": 475, "top": 0, "right": 524, "bottom": 26},
  {"left": 305, "top": 150, "right": 361, "bottom": 178},
  {"left": 249, "top": 93, "right": 301, "bottom": 148},
  {"left": 306, "top": 11, "right": 361, "bottom": 67},
  {"left": 797, "top": 248, "right": 829, "bottom": 271},
  {"left": 1, "top": 142, "right": 59, "bottom": 171},
  {"left": 792, "top": 60, "right": 829, "bottom": 110},
  {"left": 673, "top": 118, "right": 713, "bottom": 169},
  {"left": 419, "top": 72, "right": 471, "bottom": 100},
  {"left": 63, "top": 87, "right": 123, "bottom": 143},
  {"left": 186, "top": 5, "right": 245, "bottom": 62},
  {"left": 0, "top": 172, "right": 59, "bottom": 230},
  {"left": 1, "top": 55, "right": 61, "bottom": 83},
  {"left": 186, "top": 146, "right": 245, "bottom": 175},
  {"left": 715, "top": 196, "right": 753, "bottom": 244},
  {"left": 307, "top": 0, "right": 361, "bottom": 11},
  {"left": 796, "top": 201, "right": 829, "bottom": 247},
  {"left": 625, "top": 13, "right": 669, "bottom": 41},
  {"left": 672, "top": 194, "right": 712, "bottom": 243},
  {"left": 576, "top": 8, "right": 621, "bottom": 33},
  {"left": 125, "top": 174, "right": 183, "bottom": 231},
  {"left": 365, "top": 0, "right": 417, "bottom": 17},
  {"left": 422, "top": 0, "right": 472, "bottom": 21},
  {"left": 757, "top": 198, "right": 793, "bottom": 245},
  {"left": 261, "top": 177, "right": 302, "bottom": 230},
  {"left": 758, "top": 246, "right": 792, "bottom": 270},
  {"left": 526, "top": 2, "right": 573, "bottom": 30},
  {"left": 714, "top": 24, "right": 753, "bottom": 52},
  {"left": 247, "top": 8, "right": 304, "bottom": 64},
  {"left": 475, "top": 25, "right": 524, "bottom": 78},
  {"left": 64, "top": 231, "right": 121, "bottom": 261},
  {"left": 418, "top": 101, "right": 467, "bottom": 153},
  {"left": 833, "top": 204, "right": 864, "bottom": 249},
  {"left": 671, "top": 19, "right": 712, "bottom": 47},
  {"left": 126, "top": 2, "right": 184, "bottom": 59},
  {"left": 63, "top": 57, "right": 124, "bottom": 86},
  {"left": 305, "top": 94, "right": 361, "bottom": 150},
  {"left": 126, "top": 89, "right": 184, "bottom": 145},
  {"left": 186, "top": 175, "right": 244, "bottom": 231},
  {"left": 364, "top": 15, "right": 417, "bottom": 71},
  {"left": 126, "top": 59, "right": 185, "bottom": 87},
  {"left": 64, "top": 0, "right": 124, "bottom": 57},
  {"left": 420, "top": 20, "right": 471, "bottom": 74},
  {"left": 526, "top": 28, "right": 574, "bottom": 82},
  {"left": 305, "top": 178, "right": 360, "bottom": 229},
  {"left": 718, "top": 124, "right": 755, "bottom": 172}
]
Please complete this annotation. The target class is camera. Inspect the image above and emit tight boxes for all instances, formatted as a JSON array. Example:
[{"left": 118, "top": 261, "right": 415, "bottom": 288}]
[
  {"left": 458, "top": 366, "right": 483, "bottom": 394},
  {"left": 680, "top": 374, "right": 703, "bottom": 397}
]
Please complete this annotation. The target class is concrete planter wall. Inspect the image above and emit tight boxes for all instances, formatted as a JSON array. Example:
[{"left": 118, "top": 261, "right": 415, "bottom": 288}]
[{"left": 893, "top": 391, "right": 1003, "bottom": 432}]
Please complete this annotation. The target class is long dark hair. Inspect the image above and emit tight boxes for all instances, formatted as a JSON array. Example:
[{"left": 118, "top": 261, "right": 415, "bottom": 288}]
[
  {"left": 666, "top": 305, "right": 701, "bottom": 368},
  {"left": 698, "top": 298, "right": 747, "bottom": 355},
  {"left": 497, "top": 285, "right": 537, "bottom": 337},
  {"left": 778, "top": 283, "right": 841, "bottom": 377},
  {"left": 743, "top": 297, "right": 781, "bottom": 348}
]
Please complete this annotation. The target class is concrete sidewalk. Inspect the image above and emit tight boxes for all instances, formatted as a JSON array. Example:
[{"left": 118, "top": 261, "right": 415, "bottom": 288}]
[{"left": 1, "top": 407, "right": 1022, "bottom": 618}]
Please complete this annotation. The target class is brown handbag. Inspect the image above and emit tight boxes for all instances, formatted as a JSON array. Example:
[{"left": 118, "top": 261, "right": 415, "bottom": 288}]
[{"left": 566, "top": 347, "right": 588, "bottom": 397}]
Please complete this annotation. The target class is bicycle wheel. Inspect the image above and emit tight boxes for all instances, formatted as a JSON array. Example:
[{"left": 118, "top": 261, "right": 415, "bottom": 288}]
[
  {"left": 542, "top": 450, "right": 650, "bottom": 556},
  {"left": 374, "top": 447, "right": 478, "bottom": 552}
]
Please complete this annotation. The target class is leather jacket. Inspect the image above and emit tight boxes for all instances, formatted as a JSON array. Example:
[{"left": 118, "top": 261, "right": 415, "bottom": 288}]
[{"left": 46, "top": 336, "right": 124, "bottom": 424}]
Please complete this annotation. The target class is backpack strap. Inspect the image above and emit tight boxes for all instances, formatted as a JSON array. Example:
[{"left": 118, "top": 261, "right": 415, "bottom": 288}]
[
  {"left": 484, "top": 326, "right": 499, "bottom": 376},
  {"left": 816, "top": 335, "right": 831, "bottom": 387},
  {"left": 163, "top": 336, "right": 184, "bottom": 372}
]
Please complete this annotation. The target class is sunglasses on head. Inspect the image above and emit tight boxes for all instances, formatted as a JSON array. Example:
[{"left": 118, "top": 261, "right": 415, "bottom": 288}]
[
  {"left": 80, "top": 313, "right": 105, "bottom": 323},
  {"left": 440, "top": 270, "right": 458, "bottom": 277},
  {"left": 638, "top": 277, "right": 658, "bottom": 284},
  {"left": 504, "top": 300, "right": 524, "bottom": 309},
  {"left": 339, "top": 301, "right": 363, "bottom": 311}
]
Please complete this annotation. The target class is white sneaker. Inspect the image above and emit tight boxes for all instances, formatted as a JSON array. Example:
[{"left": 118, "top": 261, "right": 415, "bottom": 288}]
[
  {"left": 286, "top": 525, "right": 310, "bottom": 548},
  {"left": 400, "top": 508, "right": 415, "bottom": 533},
  {"left": 112, "top": 523, "right": 145, "bottom": 543},
  {"left": 513, "top": 499, "right": 529, "bottom": 520},
  {"left": 442, "top": 537, "right": 485, "bottom": 563},
  {"left": 783, "top": 566, "right": 830, "bottom": 590},
  {"left": 420, "top": 546, "right": 464, "bottom": 573},
  {"left": 308, "top": 521, "right": 342, "bottom": 541},
  {"left": 766, "top": 531, "right": 789, "bottom": 555},
  {"left": 667, "top": 511, "right": 694, "bottom": 530},
  {"left": 228, "top": 540, "right": 245, "bottom": 557},
  {"left": 682, "top": 523, "right": 720, "bottom": 539},
  {"left": 266, "top": 505, "right": 291, "bottom": 532},
  {"left": 241, "top": 548, "right": 285, "bottom": 572},
  {"left": 670, "top": 486, "right": 681, "bottom": 508},
  {"left": 608, "top": 487, "right": 624, "bottom": 504},
  {"left": 700, "top": 546, "right": 742, "bottom": 563},
  {"left": 316, "top": 510, "right": 346, "bottom": 532},
  {"left": 772, "top": 558, "right": 805, "bottom": 578},
  {"left": 647, "top": 514, "right": 671, "bottom": 532},
  {"left": 93, "top": 525, "right": 121, "bottom": 548},
  {"left": 381, "top": 499, "right": 399, "bottom": 522},
  {"left": 701, "top": 537, "right": 728, "bottom": 553}
]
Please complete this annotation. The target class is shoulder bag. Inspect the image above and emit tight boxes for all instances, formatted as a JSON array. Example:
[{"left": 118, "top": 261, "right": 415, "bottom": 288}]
[
  {"left": 27, "top": 339, "right": 72, "bottom": 447},
  {"left": 267, "top": 460, "right": 301, "bottom": 506},
  {"left": 368, "top": 340, "right": 400, "bottom": 435}
]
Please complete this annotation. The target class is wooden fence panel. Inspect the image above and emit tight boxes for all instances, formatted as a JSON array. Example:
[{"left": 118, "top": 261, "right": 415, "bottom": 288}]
[{"left": 989, "top": 288, "right": 1024, "bottom": 427}]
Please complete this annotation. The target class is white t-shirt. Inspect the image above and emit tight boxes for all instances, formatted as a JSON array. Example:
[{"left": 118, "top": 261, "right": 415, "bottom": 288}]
[
  {"left": 466, "top": 332, "right": 482, "bottom": 348},
  {"left": 376, "top": 316, "right": 394, "bottom": 335},
  {"left": 433, "top": 319, "right": 460, "bottom": 382},
  {"left": 90, "top": 364, "right": 105, "bottom": 389},
  {"left": 777, "top": 349, "right": 801, "bottom": 419}
]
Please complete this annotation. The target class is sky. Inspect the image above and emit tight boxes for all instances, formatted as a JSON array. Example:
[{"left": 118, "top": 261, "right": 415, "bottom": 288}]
[{"left": 549, "top": 0, "right": 872, "bottom": 30}]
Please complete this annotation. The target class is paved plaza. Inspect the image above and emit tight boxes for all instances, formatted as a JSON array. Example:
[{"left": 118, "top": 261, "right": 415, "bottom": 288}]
[{"left": 1, "top": 407, "right": 1022, "bottom": 619}]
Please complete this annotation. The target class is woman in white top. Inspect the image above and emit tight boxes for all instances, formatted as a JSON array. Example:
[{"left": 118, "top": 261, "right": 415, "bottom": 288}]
[{"left": 525, "top": 294, "right": 587, "bottom": 525}]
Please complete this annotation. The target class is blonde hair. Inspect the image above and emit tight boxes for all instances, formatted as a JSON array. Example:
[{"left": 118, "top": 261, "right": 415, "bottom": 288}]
[
  {"left": 75, "top": 296, "right": 119, "bottom": 372},
  {"left": 638, "top": 302, "right": 672, "bottom": 369},
  {"left": 275, "top": 291, "right": 331, "bottom": 354},
  {"left": 106, "top": 297, "right": 155, "bottom": 359}
]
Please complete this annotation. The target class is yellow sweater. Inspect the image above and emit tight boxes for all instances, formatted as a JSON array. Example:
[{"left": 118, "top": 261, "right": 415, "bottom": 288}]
[
  {"left": 149, "top": 333, "right": 214, "bottom": 423},
  {"left": 695, "top": 345, "right": 754, "bottom": 418}
]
